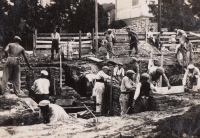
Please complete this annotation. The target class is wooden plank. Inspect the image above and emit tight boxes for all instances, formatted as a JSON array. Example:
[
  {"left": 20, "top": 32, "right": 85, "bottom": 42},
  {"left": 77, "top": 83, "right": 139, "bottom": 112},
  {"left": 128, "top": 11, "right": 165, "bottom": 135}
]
[
  {"left": 87, "top": 57, "right": 103, "bottom": 62},
  {"left": 189, "top": 32, "right": 200, "bottom": 38},
  {"left": 36, "top": 40, "right": 91, "bottom": 44},
  {"left": 36, "top": 44, "right": 91, "bottom": 49},
  {"left": 162, "top": 44, "right": 177, "bottom": 47},
  {"left": 37, "top": 36, "right": 92, "bottom": 40},
  {"left": 154, "top": 86, "right": 184, "bottom": 95}
]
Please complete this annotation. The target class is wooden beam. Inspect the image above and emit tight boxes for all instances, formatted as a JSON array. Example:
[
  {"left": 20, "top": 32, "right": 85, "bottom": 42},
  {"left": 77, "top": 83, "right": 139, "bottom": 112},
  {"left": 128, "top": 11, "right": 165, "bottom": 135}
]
[{"left": 153, "top": 86, "right": 185, "bottom": 95}]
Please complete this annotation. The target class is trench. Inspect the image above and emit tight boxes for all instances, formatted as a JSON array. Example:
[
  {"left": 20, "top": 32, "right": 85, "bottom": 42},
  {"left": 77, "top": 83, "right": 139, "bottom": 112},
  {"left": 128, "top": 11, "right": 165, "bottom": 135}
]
[{"left": 0, "top": 58, "right": 195, "bottom": 127}]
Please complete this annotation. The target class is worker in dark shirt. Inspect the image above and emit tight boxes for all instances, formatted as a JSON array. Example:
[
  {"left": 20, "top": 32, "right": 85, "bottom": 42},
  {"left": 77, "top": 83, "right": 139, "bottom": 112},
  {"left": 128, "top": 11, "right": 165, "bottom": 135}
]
[
  {"left": 132, "top": 73, "right": 157, "bottom": 113},
  {"left": 126, "top": 28, "right": 139, "bottom": 57}
]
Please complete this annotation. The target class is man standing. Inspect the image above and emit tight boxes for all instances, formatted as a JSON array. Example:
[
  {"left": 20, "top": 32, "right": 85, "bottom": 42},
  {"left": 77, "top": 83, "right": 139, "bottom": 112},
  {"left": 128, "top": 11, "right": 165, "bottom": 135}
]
[
  {"left": 31, "top": 70, "right": 50, "bottom": 103},
  {"left": 106, "top": 29, "right": 115, "bottom": 60},
  {"left": 51, "top": 28, "right": 61, "bottom": 61},
  {"left": 38, "top": 100, "right": 71, "bottom": 124},
  {"left": 92, "top": 66, "right": 118, "bottom": 114},
  {"left": 132, "top": 73, "right": 157, "bottom": 113},
  {"left": 148, "top": 66, "right": 171, "bottom": 89},
  {"left": 183, "top": 64, "right": 200, "bottom": 91},
  {"left": 147, "top": 28, "right": 155, "bottom": 45},
  {"left": 120, "top": 70, "right": 136, "bottom": 115},
  {"left": 155, "top": 31, "right": 164, "bottom": 50},
  {"left": 185, "top": 37, "right": 193, "bottom": 66},
  {"left": 1, "top": 36, "right": 32, "bottom": 96},
  {"left": 131, "top": 57, "right": 140, "bottom": 84},
  {"left": 126, "top": 27, "right": 139, "bottom": 57},
  {"left": 113, "top": 62, "right": 125, "bottom": 84}
]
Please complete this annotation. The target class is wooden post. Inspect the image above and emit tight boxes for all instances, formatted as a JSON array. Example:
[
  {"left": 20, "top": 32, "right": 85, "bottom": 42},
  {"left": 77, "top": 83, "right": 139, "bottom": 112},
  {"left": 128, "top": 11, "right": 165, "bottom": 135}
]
[
  {"left": 60, "top": 49, "right": 62, "bottom": 88},
  {"left": 160, "top": 50, "right": 163, "bottom": 87},
  {"left": 92, "top": 28, "right": 95, "bottom": 53},
  {"left": 33, "top": 29, "right": 37, "bottom": 56},
  {"left": 95, "top": 0, "right": 98, "bottom": 53},
  {"left": 110, "top": 67, "right": 113, "bottom": 115},
  {"left": 145, "top": 19, "right": 148, "bottom": 43},
  {"left": 79, "top": 30, "right": 82, "bottom": 59}
]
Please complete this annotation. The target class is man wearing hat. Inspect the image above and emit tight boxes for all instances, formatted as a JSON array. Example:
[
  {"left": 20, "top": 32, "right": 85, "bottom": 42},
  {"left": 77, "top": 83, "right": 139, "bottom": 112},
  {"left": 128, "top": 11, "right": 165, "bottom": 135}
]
[
  {"left": 105, "top": 29, "right": 115, "bottom": 60},
  {"left": 38, "top": 100, "right": 71, "bottom": 124},
  {"left": 132, "top": 73, "right": 157, "bottom": 113},
  {"left": 148, "top": 66, "right": 171, "bottom": 89},
  {"left": 92, "top": 66, "right": 118, "bottom": 113},
  {"left": 31, "top": 70, "right": 50, "bottom": 103},
  {"left": 126, "top": 27, "right": 139, "bottom": 57},
  {"left": 183, "top": 64, "right": 200, "bottom": 91},
  {"left": 1, "top": 36, "right": 32, "bottom": 96},
  {"left": 131, "top": 57, "right": 140, "bottom": 84},
  {"left": 113, "top": 62, "right": 125, "bottom": 84},
  {"left": 119, "top": 70, "right": 136, "bottom": 115}
]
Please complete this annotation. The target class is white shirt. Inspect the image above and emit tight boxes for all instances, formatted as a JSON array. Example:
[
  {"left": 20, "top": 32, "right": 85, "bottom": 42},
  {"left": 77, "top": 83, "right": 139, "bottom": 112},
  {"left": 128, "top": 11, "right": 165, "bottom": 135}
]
[
  {"left": 31, "top": 78, "right": 50, "bottom": 94},
  {"left": 51, "top": 32, "right": 61, "bottom": 42},
  {"left": 120, "top": 76, "right": 135, "bottom": 92},
  {"left": 147, "top": 31, "right": 154, "bottom": 39},
  {"left": 96, "top": 70, "right": 111, "bottom": 81},
  {"left": 114, "top": 67, "right": 125, "bottom": 76}
]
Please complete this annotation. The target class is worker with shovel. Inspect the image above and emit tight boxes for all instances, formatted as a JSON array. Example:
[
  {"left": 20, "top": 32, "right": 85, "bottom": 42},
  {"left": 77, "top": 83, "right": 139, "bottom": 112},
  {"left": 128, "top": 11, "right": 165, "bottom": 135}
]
[
  {"left": 126, "top": 27, "right": 139, "bottom": 57},
  {"left": 119, "top": 70, "right": 136, "bottom": 115},
  {"left": 1, "top": 36, "right": 32, "bottom": 96}
]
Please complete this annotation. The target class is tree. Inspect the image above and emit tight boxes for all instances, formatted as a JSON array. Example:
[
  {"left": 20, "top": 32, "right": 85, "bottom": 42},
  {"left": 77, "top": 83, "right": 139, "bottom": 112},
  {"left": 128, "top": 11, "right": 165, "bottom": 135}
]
[
  {"left": 149, "top": 0, "right": 199, "bottom": 31},
  {"left": 69, "top": 0, "right": 109, "bottom": 33},
  {"left": 109, "top": 20, "right": 127, "bottom": 29}
]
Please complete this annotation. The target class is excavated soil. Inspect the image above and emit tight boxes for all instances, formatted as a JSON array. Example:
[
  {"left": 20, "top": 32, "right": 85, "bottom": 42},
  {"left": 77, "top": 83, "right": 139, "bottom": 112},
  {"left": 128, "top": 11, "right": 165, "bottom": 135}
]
[{"left": 1, "top": 42, "right": 200, "bottom": 137}]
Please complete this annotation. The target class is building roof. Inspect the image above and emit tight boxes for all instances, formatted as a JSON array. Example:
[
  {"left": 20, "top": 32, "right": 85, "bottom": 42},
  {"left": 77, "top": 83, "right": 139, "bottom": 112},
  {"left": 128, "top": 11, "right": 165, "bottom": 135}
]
[{"left": 102, "top": 3, "right": 115, "bottom": 11}]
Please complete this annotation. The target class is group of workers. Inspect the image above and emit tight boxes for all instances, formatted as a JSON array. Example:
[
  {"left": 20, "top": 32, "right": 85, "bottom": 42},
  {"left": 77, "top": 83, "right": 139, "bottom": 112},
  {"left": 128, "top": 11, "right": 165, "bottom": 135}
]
[{"left": 0, "top": 26, "right": 200, "bottom": 124}]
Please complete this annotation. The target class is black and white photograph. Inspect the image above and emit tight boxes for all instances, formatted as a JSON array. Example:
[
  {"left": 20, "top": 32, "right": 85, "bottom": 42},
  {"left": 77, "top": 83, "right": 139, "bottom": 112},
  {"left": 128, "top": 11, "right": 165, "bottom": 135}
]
[{"left": 0, "top": 0, "right": 200, "bottom": 137}]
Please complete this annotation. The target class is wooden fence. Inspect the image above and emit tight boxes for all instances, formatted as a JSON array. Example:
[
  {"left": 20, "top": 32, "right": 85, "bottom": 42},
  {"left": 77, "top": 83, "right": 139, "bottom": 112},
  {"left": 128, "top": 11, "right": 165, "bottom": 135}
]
[{"left": 32, "top": 30, "right": 200, "bottom": 58}]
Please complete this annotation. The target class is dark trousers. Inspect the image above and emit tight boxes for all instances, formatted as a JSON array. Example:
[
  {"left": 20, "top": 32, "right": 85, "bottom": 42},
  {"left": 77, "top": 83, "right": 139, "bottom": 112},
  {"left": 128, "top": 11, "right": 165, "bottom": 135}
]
[
  {"left": 134, "top": 97, "right": 150, "bottom": 113},
  {"left": 51, "top": 39, "right": 59, "bottom": 60},
  {"left": 34, "top": 94, "right": 49, "bottom": 104},
  {"left": 129, "top": 42, "right": 138, "bottom": 56}
]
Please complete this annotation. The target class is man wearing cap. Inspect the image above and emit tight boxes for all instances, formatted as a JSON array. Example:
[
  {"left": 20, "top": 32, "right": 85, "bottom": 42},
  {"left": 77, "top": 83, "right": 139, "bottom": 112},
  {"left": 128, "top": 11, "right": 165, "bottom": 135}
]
[
  {"left": 148, "top": 66, "right": 171, "bottom": 89},
  {"left": 1, "top": 36, "right": 32, "bottom": 96},
  {"left": 106, "top": 29, "right": 115, "bottom": 60},
  {"left": 31, "top": 70, "right": 50, "bottom": 103},
  {"left": 183, "top": 64, "right": 200, "bottom": 91},
  {"left": 119, "top": 70, "right": 136, "bottom": 115},
  {"left": 132, "top": 73, "right": 157, "bottom": 113},
  {"left": 92, "top": 66, "right": 118, "bottom": 113},
  {"left": 113, "top": 62, "right": 125, "bottom": 84},
  {"left": 131, "top": 57, "right": 140, "bottom": 84},
  {"left": 38, "top": 100, "right": 71, "bottom": 124},
  {"left": 147, "top": 28, "right": 155, "bottom": 45},
  {"left": 126, "top": 27, "right": 139, "bottom": 57}
]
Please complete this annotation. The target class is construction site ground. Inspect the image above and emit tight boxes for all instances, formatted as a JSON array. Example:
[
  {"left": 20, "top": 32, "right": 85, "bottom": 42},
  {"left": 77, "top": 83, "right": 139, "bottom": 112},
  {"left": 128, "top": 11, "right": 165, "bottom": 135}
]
[{"left": 1, "top": 42, "right": 200, "bottom": 137}]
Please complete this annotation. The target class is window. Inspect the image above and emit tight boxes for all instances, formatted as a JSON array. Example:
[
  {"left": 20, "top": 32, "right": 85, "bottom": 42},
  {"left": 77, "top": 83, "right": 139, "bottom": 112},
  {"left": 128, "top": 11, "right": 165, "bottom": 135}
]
[{"left": 132, "top": 0, "right": 138, "bottom": 6}]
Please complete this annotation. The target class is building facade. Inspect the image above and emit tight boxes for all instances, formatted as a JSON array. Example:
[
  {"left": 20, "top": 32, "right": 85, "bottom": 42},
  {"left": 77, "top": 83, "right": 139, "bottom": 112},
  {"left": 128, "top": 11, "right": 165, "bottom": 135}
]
[{"left": 115, "top": 0, "right": 158, "bottom": 32}]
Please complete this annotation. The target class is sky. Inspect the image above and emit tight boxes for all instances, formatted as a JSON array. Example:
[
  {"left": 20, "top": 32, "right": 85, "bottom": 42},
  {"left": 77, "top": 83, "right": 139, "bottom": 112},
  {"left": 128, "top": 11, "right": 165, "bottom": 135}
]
[{"left": 98, "top": 0, "right": 115, "bottom": 4}]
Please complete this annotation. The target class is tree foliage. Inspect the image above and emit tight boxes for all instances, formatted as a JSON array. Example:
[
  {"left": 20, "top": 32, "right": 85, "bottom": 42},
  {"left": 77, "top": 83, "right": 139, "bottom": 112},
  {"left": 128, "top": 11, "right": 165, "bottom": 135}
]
[
  {"left": 109, "top": 20, "right": 127, "bottom": 29},
  {"left": 149, "top": 0, "right": 199, "bottom": 31}
]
